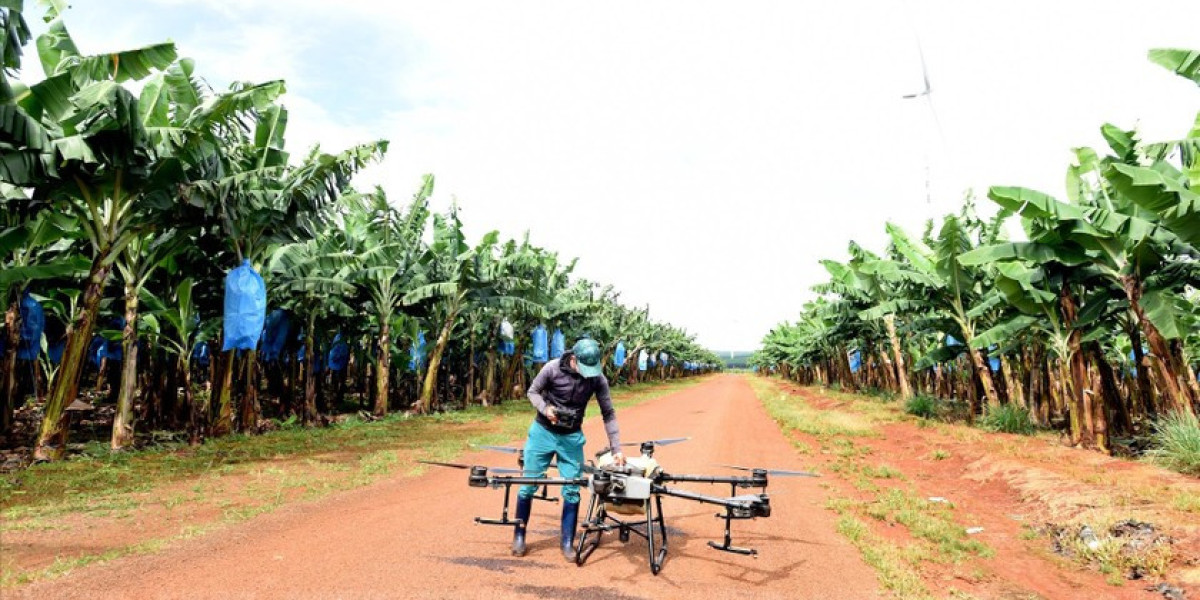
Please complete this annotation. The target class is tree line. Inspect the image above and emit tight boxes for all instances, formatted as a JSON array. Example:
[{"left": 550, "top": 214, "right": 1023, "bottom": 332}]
[
  {"left": 752, "top": 48, "right": 1200, "bottom": 453},
  {"left": 0, "top": 2, "right": 721, "bottom": 462}
]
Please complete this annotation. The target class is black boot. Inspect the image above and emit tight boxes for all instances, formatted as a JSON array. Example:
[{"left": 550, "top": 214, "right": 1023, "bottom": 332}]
[
  {"left": 512, "top": 496, "right": 533, "bottom": 557},
  {"left": 561, "top": 500, "right": 580, "bottom": 562}
]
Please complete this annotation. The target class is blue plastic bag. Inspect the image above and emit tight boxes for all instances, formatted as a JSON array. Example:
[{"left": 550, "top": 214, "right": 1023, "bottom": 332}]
[
  {"left": 104, "top": 317, "right": 124, "bottom": 362},
  {"left": 328, "top": 334, "right": 350, "bottom": 371},
  {"left": 17, "top": 291, "right": 44, "bottom": 360},
  {"left": 88, "top": 335, "right": 107, "bottom": 366},
  {"left": 659, "top": 352, "right": 668, "bottom": 366},
  {"left": 550, "top": 329, "right": 565, "bottom": 359},
  {"left": 613, "top": 341, "right": 626, "bottom": 368},
  {"left": 849, "top": 351, "right": 861, "bottom": 373},
  {"left": 409, "top": 331, "right": 427, "bottom": 371},
  {"left": 531, "top": 325, "right": 548, "bottom": 362},
  {"left": 192, "top": 341, "right": 210, "bottom": 367},
  {"left": 222, "top": 259, "right": 267, "bottom": 352},
  {"left": 638, "top": 350, "right": 647, "bottom": 372},
  {"left": 262, "top": 309, "right": 290, "bottom": 362},
  {"left": 499, "top": 338, "right": 515, "bottom": 357},
  {"left": 48, "top": 340, "right": 65, "bottom": 364},
  {"left": 298, "top": 344, "right": 324, "bottom": 373}
]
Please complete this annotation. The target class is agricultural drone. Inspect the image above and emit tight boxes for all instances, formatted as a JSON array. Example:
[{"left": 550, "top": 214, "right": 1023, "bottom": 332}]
[{"left": 422, "top": 438, "right": 816, "bottom": 575}]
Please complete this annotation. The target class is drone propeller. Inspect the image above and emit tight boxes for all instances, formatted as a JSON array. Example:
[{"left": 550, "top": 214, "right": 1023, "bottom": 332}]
[
  {"left": 620, "top": 437, "right": 689, "bottom": 448},
  {"left": 416, "top": 460, "right": 524, "bottom": 474},
  {"left": 417, "top": 460, "right": 471, "bottom": 469},
  {"left": 476, "top": 444, "right": 522, "bottom": 454},
  {"left": 718, "top": 464, "right": 820, "bottom": 478}
]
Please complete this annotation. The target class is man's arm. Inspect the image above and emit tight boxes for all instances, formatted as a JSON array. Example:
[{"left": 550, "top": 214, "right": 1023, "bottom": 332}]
[
  {"left": 596, "top": 377, "right": 621, "bottom": 450},
  {"left": 527, "top": 363, "right": 555, "bottom": 421}
]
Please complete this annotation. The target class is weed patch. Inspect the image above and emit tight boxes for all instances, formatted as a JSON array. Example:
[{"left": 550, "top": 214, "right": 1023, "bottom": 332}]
[
  {"left": 1147, "top": 411, "right": 1200, "bottom": 476},
  {"left": 905, "top": 395, "right": 937, "bottom": 419},
  {"left": 978, "top": 405, "right": 1036, "bottom": 435},
  {"left": 836, "top": 515, "right": 933, "bottom": 600}
]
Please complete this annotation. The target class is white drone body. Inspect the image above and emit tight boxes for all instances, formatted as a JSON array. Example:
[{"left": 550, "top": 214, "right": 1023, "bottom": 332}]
[{"left": 590, "top": 449, "right": 662, "bottom": 513}]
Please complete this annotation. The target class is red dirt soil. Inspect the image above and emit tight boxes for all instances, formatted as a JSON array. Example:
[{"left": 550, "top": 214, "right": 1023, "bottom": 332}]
[
  {"left": 13, "top": 375, "right": 882, "bottom": 600},
  {"left": 779, "top": 382, "right": 1200, "bottom": 600}
]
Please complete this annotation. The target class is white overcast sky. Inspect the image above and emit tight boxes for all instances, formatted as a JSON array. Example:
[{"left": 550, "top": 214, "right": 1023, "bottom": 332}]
[{"left": 23, "top": 1, "right": 1200, "bottom": 351}]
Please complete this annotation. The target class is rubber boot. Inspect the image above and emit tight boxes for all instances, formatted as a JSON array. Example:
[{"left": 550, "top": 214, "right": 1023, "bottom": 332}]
[
  {"left": 512, "top": 496, "right": 533, "bottom": 557},
  {"left": 560, "top": 500, "right": 580, "bottom": 562}
]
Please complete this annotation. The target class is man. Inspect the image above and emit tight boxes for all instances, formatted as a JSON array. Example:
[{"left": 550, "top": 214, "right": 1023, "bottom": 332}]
[{"left": 513, "top": 338, "right": 625, "bottom": 560}]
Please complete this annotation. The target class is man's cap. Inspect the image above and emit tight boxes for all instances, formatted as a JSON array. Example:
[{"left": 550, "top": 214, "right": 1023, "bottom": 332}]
[{"left": 572, "top": 339, "right": 603, "bottom": 378}]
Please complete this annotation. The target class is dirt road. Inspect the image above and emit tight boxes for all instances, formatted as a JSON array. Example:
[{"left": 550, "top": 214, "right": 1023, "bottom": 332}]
[{"left": 16, "top": 375, "right": 880, "bottom": 600}]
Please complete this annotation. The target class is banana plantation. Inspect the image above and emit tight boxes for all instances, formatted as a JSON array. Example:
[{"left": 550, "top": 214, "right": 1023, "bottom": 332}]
[
  {"left": 753, "top": 49, "right": 1200, "bottom": 455},
  {"left": 0, "top": 3, "right": 719, "bottom": 462}
]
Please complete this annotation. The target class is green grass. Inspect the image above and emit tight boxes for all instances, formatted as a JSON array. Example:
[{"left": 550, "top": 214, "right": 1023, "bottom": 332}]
[
  {"left": 862, "top": 488, "right": 992, "bottom": 563},
  {"left": 836, "top": 515, "right": 933, "bottom": 600},
  {"left": 1147, "top": 410, "right": 1200, "bottom": 476},
  {"left": 977, "top": 404, "right": 1036, "bottom": 435},
  {"left": 747, "top": 378, "right": 876, "bottom": 439},
  {"left": 1172, "top": 491, "right": 1200, "bottom": 513},
  {"left": 905, "top": 395, "right": 937, "bottom": 419}
]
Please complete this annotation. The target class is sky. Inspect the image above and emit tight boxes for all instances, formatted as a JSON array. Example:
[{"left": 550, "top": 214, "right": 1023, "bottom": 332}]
[{"left": 21, "top": 0, "right": 1200, "bottom": 351}]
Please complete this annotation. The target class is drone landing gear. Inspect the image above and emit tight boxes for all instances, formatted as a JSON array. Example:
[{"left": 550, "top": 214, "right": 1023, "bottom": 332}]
[
  {"left": 533, "top": 484, "right": 559, "bottom": 503},
  {"left": 575, "top": 494, "right": 668, "bottom": 575},
  {"left": 475, "top": 481, "right": 526, "bottom": 527},
  {"left": 707, "top": 504, "right": 757, "bottom": 557}
]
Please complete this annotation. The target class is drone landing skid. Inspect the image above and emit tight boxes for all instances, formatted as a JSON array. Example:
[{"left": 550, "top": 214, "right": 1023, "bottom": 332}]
[
  {"left": 575, "top": 494, "right": 669, "bottom": 575},
  {"left": 533, "top": 484, "right": 559, "bottom": 503},
  {"left": 707, "top": 540, "right": 757, "bottom": 556},
  {"left": 474, "top": 482, "right": 524, "bottom": 528}
]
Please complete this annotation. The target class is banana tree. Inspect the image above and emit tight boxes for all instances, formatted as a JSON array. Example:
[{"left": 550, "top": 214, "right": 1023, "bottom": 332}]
[
  {"left": 345, "top": 178, "right": 431, "bottom": 416},
  {"left": 9, "top": 8, "right": 292, "bottom": 458},
  {"left": 147, "top": 277, "right": 203, "bottom": 441},
  {"left": 110, "top": 229, "right": 182, "bottom": 450},
  {"left": 878, "top": 211, "right": 1004, "bottom": 410},
  {"left": 404, "top": 208, "right": 545, "bottom": 414},
  {"left": 181, "top": 89, "right": 384, "bottom": 433},
  {"left": 978, "top": 135, "right": 1198, "bottom": 418},
  {"left": 267, "top": 233, "right": 356, "bottom": 423},
  {"left": 0, "top": 206, "right": 85, "bottom": 432}
]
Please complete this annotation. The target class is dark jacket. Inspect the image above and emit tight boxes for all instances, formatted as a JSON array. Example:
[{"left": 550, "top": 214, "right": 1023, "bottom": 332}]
[{"left": 527, "top": 352, "right": 621, "bottom": 448}]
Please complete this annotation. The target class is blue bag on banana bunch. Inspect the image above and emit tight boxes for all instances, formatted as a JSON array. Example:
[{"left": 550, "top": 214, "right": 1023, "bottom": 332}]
[{"left": 222, "top": 259, "right": 266, "bottom": 352}]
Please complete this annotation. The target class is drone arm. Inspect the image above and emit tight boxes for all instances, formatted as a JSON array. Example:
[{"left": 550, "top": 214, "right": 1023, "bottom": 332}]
[
  {"left": 652, "top": 485, "right": 765, "bottom": 513},
  {"left": 658, "top": 472, "right": 766, "bottom": 487},
  {"left": 482, "top": 475, "right": 589, "bottom": 487}
]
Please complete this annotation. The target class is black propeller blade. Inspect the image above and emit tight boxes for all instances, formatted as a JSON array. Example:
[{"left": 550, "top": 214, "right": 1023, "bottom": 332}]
[
  {"left": 417, "top": 460, "right": 524, "bottom": 474},
  {"left": 718, "top": 464, "right": 820, "bottom": 477},
  {"left": 418, "top": 460, "right": 472, "bottom": 469},
  {"left": 620, "top": 437, "right": 690, "bottom": 447}
]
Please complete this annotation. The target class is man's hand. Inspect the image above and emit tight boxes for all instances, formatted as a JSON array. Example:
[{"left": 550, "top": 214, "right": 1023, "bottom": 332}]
[
  {"left": 612, "top": 452, "right": 626, "bottom": 466},
  {"left": 544, "top": 406, "right": 559, "bottom": 425}
]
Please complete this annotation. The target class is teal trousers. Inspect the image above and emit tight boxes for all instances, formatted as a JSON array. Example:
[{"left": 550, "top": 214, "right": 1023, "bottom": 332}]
[{"left": 518, "top": 420, "right": 585, "bottom": 503}]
